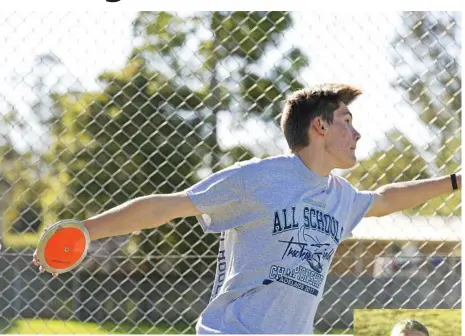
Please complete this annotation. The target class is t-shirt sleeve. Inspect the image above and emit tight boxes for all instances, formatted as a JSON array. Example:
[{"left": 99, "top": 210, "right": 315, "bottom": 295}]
[
  {"left": 186, "top": 163, "right": 245, "bottom": 233},
  {"left": 339, "top": 178, "right": 376, "bottom": 240}
]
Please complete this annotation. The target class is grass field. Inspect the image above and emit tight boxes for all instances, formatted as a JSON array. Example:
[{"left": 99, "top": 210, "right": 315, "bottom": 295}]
[
  {"left": 0, "top": 319, "right": 350, "bottom": 334},
  {"left": 354, "top": 309, "right": 461, "bottom": 336},
  {"left": 0, "top": 319, "right": 194, "bottom": 334}
]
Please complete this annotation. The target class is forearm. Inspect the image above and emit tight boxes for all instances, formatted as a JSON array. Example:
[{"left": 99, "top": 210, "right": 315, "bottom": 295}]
[
  {"left": 83, "top": 194, "right": 182, "bottom": 241},
  {"left": 377, "top": 174, "right": 461, "bottom": 215}
]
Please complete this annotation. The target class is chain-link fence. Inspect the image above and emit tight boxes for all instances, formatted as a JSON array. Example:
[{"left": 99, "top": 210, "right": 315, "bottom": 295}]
[{"left": 0, "top": 11, "right": 461, "bottom": 335}]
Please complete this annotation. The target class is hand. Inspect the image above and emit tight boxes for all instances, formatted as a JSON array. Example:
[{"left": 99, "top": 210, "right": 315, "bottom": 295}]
[
  {"left": 31, "top": 227, "right": 140, "bottom": 278},
  {"left": 32, "top": 249, "right": 58, "bottom": 278}
]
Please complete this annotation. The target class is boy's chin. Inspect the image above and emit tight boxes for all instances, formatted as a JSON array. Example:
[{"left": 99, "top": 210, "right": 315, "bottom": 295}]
[{"left": 338, "top": 159, "right": 357, "bottom": 170}]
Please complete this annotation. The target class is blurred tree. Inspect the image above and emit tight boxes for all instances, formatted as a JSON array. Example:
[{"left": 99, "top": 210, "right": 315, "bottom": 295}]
[
  {"left": 0, "top": 53, "right": 74, "bottom": 247},
  {"left": 46, "top": 12, "right": 309, "bottom": 274},
  {"left": 132, "top": 11, "right": 308, "bottom": 169},
  {"left": 346, "top": 12, "right": 461, "bottom": 216},
  {"left": 392, "top": 12, "right": 461, "bottom": 173},
  {"left": 48, "top": 60, "right": 209, "bottom": 272},
  {"left": 0, "top": 142, "right": 47, "bottom": 243}
]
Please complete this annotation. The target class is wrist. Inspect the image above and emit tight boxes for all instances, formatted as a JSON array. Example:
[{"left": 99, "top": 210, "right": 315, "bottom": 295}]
[
  {"left": 83, "top": 220, "right": 97, "bottom": 241},
  {"left": 451, "top": 173, "right": 461, "bottom": 191}
]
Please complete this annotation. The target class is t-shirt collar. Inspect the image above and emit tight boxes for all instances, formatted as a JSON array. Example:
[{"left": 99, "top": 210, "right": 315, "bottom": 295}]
[{"left": 290, "top": 154, "right": 330, "bottom": 189}]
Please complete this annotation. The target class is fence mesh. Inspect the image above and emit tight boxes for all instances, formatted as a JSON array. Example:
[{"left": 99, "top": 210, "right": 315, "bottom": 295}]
[{"left": 0, "top": 11, "right": 461, "bottom": 334}]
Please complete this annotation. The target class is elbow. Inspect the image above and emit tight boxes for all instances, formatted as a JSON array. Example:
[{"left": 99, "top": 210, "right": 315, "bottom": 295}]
[{"left": 370, "top": 190, "right": 395, "bottom": 217}]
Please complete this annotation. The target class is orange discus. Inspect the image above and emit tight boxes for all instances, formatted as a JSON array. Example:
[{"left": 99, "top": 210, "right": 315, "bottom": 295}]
[{"left": 36, "top": 220, "right": 90, "bottom": 274}]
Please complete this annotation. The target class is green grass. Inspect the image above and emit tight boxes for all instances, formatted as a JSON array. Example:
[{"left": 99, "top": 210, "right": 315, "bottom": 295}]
[
  {"left": 354, "top": 309, "right": 461, "bottom": 336},
  {"left": 0, "top": 319, "right": 349, "bottom": 334},
  {"left": 1, "top": 319, "right": 195, "bottom": 334}
]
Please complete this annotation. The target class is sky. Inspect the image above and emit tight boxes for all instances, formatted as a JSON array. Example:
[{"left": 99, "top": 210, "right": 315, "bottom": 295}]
[{"left": 0, "top": 11, "right": 450, "bottom": 161}]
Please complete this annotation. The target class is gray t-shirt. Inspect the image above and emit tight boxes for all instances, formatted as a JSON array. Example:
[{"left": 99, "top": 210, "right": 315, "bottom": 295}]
[{"left": 186, "top": 154, "right": 375, "bottom": 334}]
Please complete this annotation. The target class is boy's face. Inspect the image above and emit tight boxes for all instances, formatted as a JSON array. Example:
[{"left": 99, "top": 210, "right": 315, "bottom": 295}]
[{"left": 323, "top": 105, "right": 361, "bottom": 169}]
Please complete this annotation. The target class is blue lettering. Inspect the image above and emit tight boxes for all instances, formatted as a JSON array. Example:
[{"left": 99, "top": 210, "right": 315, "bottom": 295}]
[
  {"left": 324, "top": 214, "right": 332, "bottom": 234},
  {"left": 303, "top": 207, "right": 310, "bottom": 228},
  {"left": 214, "top": 247, "right": 227, "bottom": 296},
  {"left": 316, "top": 210, "right": 324, "bottom": 232},
  {"left": 273, "top": 206, "right": 343, "bottom": 245},
  {"left": 330, "top": 217, "right": 337, "bottom": 238},
  {"left": 291, "top": 207, "right": 299, "bottom": 228},
  {"left": 322, "top": 248, "right": 335, "bottom": 261},
  {"left": 269, "top": 265, "right": 278, "bottom": 279},
  {"left": 285, "top": 268, "right": 295, "bottom": 278},
  {"left": 283, "top": 208, "right": 290, "bottom": 230},
  {"left": 335, "top": 219, "right": 342, "bottom": 243},
  {"left": 273, "top": 211, "right": 282, "bottom": 233},
  {"left": 274, "top": 267, "right": 322, "bottom": 296},
  {"left": 310, "top": 209, "right": 317, "bottom": 229},
  {"left": 280, "top": 236, "right": 309, "bottom": 261}
]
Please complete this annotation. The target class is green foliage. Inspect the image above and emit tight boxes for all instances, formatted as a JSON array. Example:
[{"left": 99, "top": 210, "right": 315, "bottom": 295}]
[
  {"left": 0, "top": 143, "right": 50, "bottom": 243},
  {"left": 393, "top": 12, "right": 461, "bottom": 178},
  {"left": 348, "top": 130, "right": 430, "bottom": 189},
  {"left": 346, "top": 131, "right": 460, "bottom": 216},
  {"left": 38, "top": 12, "right": 307, "bottom": 270},
  {"left": 347, "top": 12, "right": 461, "bottom": 216},
  {"left": 47, "top": 58, "right": 209, "bottom": 268},
  {"left": 240, "top": 47, "right": 308, "bottom": 119}
]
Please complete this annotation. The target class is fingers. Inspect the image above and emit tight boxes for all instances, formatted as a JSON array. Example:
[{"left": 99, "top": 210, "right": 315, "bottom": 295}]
[
  {"left": 32, "top": 252, "right": 40, "bottom": 267},
  {"left": 38, "top": 266, "right": 59, "bottom": 278},
  {"left": 33, "top": 251, "right": 58, "bottom": 277}
]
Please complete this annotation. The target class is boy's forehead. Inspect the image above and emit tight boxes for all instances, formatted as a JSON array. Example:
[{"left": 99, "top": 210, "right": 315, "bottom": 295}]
[{"left": 334, "top": 104, "right": 352, "bottom": 116}]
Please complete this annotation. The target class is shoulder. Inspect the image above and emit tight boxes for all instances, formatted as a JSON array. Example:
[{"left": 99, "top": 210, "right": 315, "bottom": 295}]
[
  {"left": 330, "top": 174, "right": 358, "bottom": 191},
  {"left": 214, "top": 155, "right": 296, "bottom": 187},
  {"left": 232, "top": 154, "right": 294, "bottom": 171}
]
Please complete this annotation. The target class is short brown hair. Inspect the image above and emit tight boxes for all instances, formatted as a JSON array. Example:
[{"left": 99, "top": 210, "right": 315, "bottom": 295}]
[
  {"left": 280, "top": 83, "right": 362, "bottom": 153},
  {"left": 391, "top": 319, "right": 429, "bottom": 336}
]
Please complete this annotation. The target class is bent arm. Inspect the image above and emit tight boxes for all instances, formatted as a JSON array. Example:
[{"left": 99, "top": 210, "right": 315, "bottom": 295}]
[
  {"left": 83, "top": 191, "right": 201, "bottom": 240},
  {"left": 365, "top": 173, "right": 461, "bottom": 217}
]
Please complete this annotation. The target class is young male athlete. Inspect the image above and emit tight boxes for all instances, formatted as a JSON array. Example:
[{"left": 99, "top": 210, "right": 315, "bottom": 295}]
[
  {"left": 391, "top": 319, "right": 430, "bottom": 336},
  {"left": 33, "top": 84, "right": 461, "bottom": 334}
]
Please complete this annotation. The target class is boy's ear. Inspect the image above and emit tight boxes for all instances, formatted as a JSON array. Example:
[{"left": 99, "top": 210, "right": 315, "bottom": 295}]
[{"left": 312, "top": 117, "right": 327, "bottom": 135}]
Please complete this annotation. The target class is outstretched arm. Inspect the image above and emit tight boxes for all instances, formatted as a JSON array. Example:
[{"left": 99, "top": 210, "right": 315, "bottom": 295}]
[
  {"left": 365, "top": 173, "right": 461, "bottom": 217},
  {"left": 82, "top": 192, "right": 201, "bottom": 241},
  {"left": 33, "top": 191, "right": 202, "bottom": 276}
]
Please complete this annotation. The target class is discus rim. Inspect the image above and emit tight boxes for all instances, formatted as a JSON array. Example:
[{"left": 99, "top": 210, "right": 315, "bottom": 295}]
[{"left": 36, "top": 219, "right": 90, "bottom": 274}]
